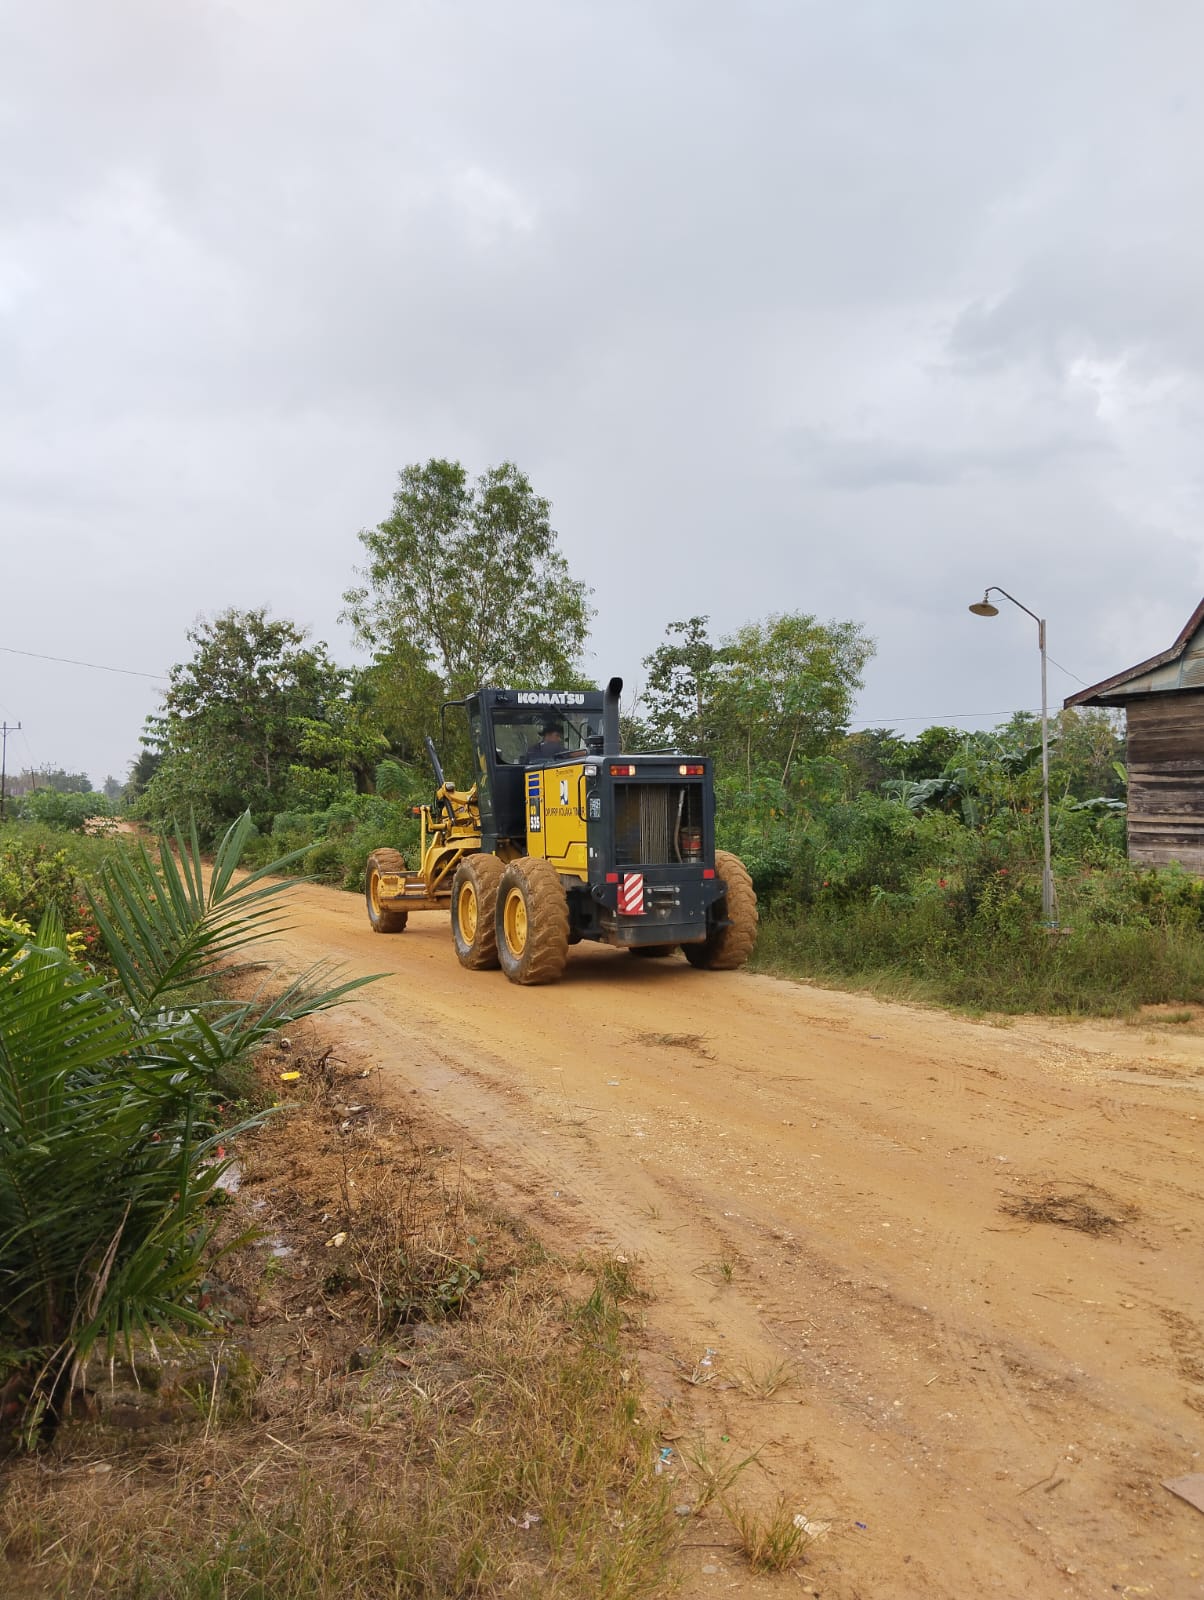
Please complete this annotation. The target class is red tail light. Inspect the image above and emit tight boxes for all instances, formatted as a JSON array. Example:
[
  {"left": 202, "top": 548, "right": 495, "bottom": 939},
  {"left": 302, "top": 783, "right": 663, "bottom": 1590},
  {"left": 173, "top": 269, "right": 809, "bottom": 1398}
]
[
  {"left": 609, "top": 764, "right": 636, "bottom": 776},
  {"left": 678, "top": 763, "right": 704, "bottom": 775}
]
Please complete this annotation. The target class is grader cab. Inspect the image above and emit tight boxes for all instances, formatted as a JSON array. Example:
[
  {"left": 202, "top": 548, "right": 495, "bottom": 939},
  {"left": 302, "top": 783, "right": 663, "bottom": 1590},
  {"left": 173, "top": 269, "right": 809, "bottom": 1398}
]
[{"left": 364, "top": 677, "right": 756, "bottom": 985}]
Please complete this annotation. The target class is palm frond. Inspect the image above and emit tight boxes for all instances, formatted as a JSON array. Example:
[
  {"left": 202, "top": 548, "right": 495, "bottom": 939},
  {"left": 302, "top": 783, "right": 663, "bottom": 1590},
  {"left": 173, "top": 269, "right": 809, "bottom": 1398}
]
[
  {"left": 88, "top": 812, "right": 309, "bottom": 1012},
  {"left": 2, "top": 817, "right": 379, "bottom": 1440}
]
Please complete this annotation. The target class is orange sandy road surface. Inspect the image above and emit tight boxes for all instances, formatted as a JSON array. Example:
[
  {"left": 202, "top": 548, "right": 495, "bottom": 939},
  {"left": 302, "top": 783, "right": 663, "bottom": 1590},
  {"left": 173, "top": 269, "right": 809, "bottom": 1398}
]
[{"left": 269, "top": 877, "right": 1204, "bottom": 1599}]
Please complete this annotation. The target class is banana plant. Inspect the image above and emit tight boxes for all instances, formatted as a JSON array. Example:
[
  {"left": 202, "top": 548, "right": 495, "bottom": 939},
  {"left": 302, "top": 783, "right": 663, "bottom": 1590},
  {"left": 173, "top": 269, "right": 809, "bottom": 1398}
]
[{"left": 0, "top": 814, "right": 374, "bottom": 1444}]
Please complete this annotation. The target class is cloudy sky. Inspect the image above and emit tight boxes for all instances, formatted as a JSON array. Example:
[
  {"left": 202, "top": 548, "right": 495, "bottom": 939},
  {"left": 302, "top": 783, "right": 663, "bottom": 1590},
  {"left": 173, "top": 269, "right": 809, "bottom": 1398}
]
[{"left": 3, "top": 0, "right": 1203, "bottom": 785}]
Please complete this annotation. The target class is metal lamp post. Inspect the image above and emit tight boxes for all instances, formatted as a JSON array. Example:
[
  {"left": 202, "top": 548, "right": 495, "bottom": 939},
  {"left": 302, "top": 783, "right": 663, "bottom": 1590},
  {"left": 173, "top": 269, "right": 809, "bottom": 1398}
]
[{"left": 968, "top": 587, "right": 1056, "bottom": 924}]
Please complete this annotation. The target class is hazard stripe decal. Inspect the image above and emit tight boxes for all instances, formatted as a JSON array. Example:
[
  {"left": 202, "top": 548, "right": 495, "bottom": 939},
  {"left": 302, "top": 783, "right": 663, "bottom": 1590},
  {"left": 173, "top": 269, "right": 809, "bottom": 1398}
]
[{"left": 618, "top": 873, "right": 645, "bottom": 915}]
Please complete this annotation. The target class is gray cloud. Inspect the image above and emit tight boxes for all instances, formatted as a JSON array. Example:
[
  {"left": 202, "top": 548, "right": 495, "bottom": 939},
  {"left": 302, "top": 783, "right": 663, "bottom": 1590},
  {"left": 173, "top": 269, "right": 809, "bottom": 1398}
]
[{"left": 2, "top": 0, "right": 1203, "bottom": 782}]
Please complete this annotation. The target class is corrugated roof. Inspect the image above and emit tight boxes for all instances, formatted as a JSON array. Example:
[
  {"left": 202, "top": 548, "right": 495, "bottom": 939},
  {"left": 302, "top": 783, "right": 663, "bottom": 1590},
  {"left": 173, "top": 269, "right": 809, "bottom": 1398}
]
[{"left": 1065, "top": 597, "right": 1204, "bottom": 708}]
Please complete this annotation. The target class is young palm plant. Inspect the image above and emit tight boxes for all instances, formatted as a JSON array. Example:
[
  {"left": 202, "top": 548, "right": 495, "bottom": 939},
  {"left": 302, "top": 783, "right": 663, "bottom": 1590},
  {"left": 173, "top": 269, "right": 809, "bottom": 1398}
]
[{"left": 0, "top": 814, "right": 372, "bottom": 1444}]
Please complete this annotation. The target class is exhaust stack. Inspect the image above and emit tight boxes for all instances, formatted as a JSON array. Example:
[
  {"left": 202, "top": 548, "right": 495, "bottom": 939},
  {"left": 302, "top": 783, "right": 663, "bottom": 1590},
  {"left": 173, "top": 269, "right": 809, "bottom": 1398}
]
[{"left": 603, "top": 677, "right": 623, "bottom": 756}]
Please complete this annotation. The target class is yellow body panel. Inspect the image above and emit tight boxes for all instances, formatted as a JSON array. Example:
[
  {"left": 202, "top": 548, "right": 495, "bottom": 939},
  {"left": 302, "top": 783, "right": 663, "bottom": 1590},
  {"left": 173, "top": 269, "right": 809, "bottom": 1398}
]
[{"left": 526, "top": 761, "right": 589, "bottom": 880}]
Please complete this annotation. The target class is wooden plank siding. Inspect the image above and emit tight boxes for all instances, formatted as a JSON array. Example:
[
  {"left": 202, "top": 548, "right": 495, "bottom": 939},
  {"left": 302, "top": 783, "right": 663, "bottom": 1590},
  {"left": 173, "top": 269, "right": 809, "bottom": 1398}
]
[{"left": 1125, "top": 694, "right": 1204, "bottom": 870}]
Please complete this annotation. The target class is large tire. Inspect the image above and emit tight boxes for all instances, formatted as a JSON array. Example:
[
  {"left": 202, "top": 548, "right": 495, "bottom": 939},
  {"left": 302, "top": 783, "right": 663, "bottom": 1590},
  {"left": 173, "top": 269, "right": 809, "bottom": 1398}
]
[
  {"left": 683, "top": 850, "right": 758, "bottom": 970},
  {"left": 451, "top": 854, "right": 504, "bottom": 970},
  {"left": 365, "top": 848, "right": 409, "bottom": 934},
  {"left": 629, "top": 944, "right": 678, "bottom": 959},
  {"left": 496, "top": 857, "right": 570, "bottom": 986}
]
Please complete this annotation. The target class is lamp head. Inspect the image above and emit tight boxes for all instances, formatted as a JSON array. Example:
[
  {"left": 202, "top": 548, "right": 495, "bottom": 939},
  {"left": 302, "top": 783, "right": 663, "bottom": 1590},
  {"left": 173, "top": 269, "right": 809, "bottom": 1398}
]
[{"left": 968, "top": 593, "right": 999, "bottom": 617}]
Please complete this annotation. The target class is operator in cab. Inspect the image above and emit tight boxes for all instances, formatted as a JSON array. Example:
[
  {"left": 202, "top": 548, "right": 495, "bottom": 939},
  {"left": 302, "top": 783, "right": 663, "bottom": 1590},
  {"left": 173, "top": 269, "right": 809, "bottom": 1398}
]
[{"left": 525, "top": 720, "right": 566, "bottom": 763}]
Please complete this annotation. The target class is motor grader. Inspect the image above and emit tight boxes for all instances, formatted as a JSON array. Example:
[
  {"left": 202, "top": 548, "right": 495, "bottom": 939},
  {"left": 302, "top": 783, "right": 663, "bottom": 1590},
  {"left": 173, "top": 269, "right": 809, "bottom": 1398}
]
[{"left": 364, "top": 677, "right": 757, "bottom": 986}]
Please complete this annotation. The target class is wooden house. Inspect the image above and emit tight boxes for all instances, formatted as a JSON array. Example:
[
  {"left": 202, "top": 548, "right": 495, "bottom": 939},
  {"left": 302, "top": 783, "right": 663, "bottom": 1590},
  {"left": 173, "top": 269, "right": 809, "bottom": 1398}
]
[{"left": 1065, "top": 599, "right": 1204, "bottom": 870}]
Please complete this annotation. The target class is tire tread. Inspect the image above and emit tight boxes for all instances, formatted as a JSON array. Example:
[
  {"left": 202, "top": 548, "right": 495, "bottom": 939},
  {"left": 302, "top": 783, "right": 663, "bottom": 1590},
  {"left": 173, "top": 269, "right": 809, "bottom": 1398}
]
[
  {"left": 497, "top": 858, "right": 570, "bottom": 985},
  {"left": 366, "top": 847, "right": 409, "bottom": 934},
  {"left": 683, "top": 850, "right": 757, "bottom": 970}
]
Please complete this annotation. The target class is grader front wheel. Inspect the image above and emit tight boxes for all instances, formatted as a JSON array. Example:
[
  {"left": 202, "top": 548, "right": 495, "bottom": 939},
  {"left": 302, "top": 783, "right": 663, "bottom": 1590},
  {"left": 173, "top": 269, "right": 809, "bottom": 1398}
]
[
  {"left": 496, "top": 858, "right": 570, "bottom": 986},
  {"left": 451, "top": 854, "right": 504, "bottom": 970},
  {"left": 365, "top": 848, "right": 409, "bottom": 934}
]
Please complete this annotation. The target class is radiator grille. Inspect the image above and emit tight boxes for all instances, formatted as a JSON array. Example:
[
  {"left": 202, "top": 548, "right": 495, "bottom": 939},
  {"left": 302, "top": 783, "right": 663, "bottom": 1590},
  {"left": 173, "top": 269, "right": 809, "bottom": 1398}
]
[{"left": 613, "top": 783, "right": 702, "bottom": 865}]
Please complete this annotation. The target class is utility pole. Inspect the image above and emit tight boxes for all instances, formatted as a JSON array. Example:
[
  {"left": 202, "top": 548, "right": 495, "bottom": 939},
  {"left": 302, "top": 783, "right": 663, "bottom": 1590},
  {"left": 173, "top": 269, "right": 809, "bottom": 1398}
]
[{"left": 0, "top": 722, "right": 20, "bottom": 823}]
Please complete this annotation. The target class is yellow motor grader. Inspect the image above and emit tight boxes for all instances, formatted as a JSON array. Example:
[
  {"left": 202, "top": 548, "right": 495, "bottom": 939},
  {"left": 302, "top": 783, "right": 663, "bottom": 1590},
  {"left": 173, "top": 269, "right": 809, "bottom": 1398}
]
[{"left": 364, "top": 677, "right": 756, "bottom": 986}]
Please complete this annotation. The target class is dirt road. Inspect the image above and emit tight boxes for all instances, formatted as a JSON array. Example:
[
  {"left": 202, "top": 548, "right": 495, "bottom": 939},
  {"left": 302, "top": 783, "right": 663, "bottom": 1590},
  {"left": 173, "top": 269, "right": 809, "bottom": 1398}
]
[{"left": 271, "top": 879, "right": 1204, "bottom": 1599}]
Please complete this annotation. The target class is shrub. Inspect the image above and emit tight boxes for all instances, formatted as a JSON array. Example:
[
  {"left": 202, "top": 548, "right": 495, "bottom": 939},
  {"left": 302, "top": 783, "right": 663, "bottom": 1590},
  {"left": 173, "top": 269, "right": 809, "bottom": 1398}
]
[
  {"left": 16, "top": 789, "right": 113, "bottom": 832},
  {"left": 0, "top": 816, "right": 372, "bottom": 1444}
]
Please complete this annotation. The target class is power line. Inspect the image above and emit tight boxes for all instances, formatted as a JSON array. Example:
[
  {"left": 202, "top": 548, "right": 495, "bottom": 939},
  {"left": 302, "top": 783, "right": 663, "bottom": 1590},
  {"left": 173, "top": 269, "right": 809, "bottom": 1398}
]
[
  {"left": 0, "top": 645, "right": 168, "bottom": 681},
  {"left": 848, "top": 652, "right": 1094, "bottom": 726},
  {"left": 847, "top": 708, "right": 1043, "bottom": 727},
  {"left": 1046, "top": 654, "right": 1089, "bottom": 687}
]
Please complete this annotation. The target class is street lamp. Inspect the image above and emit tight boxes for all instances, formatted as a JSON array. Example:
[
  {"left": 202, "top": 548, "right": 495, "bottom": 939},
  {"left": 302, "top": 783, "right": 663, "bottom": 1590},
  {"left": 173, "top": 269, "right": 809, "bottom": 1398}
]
[{"left": 968, "top": 587, "right": 1056, "bottom": 924}]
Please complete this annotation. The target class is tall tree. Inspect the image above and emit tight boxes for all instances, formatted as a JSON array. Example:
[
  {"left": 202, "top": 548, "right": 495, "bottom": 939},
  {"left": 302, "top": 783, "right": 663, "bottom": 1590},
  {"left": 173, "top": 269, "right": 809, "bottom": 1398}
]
[
  {"left": 641, "top": 616, "right": 725, "bottom": 751},
  {"left": 9, "top": 769, "right": 93, "bottom": 797},
  {"left": 715, "top": 614, "right": 875, "bottom": 786},
  {"left": 641, "top": 612, "right": 874, "bottom": 786},
  {"left": 342, "top": 459, "right": 593, "bottom": 693},
  {"left": 136, "top": 609, "right": 365, "bottom": 836}
]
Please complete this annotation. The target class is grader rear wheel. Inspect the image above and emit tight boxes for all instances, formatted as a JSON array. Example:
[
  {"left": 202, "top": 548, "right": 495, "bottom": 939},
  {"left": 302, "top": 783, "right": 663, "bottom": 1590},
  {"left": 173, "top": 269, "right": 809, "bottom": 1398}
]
[
  {"left": 365, "top": 848, "right": 409, "bottom": 934},
  {"left": 451, "top": 854, "right": 504, "bottom": 970},
  {"left": 496, "top": 857, "right": 570, "bottom": 986},
  {"left": 683, "top": 849, "right": 757, "bottom": 970}
]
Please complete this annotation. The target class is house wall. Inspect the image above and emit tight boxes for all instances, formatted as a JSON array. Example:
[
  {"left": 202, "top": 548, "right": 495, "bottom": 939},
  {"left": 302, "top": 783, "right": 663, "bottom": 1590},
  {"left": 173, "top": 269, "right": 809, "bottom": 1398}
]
[{"left": 1125, "top": 692, "right": 1204, "bottom": 870}]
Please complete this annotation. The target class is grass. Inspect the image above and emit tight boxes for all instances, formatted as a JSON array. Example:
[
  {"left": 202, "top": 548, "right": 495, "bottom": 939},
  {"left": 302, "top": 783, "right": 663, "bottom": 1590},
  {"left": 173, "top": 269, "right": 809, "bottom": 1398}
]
[
  {"left": 722, "top": 1494, "right": 810, "bottom": 1573},
  {"left": 735, "top": 1358, "right": 797, "bottom": 1399},
  {"left": 679, "top": 1439, "right": 760, "bottom": 1512},
  {"left": 0, "top": 1036, "right": 679, "bottom": 1600},
  {"left": 693, "top": 1256, "right": 739, "bottom": 1287},
  {"left": 753, "top": 902, "right": 1204, "bottom": 1017},
  {"left": 1, "top": 1290, "right": 676, "bottom": 1599}
]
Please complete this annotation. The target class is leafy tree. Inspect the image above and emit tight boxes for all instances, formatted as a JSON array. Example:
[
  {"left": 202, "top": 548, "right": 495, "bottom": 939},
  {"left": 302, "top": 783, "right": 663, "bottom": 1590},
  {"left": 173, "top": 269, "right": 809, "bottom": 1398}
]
[
  {"left": 838, "top": 728, "right": 910, "bottom": 791},
  {"left": 342, "top": 459, "right": 593, "bottom": 694},
  {"left": 1047, "top": 708, "right": 1126, "bottom": 800},
  {"left": 7, "top": 769, "right": 92, "bottom": 798},
  {"left": 896, "top": 725, "right": 967, "bottom": 781},
  {"left": 354, "top": 637, "right": 449, "bottom": 767},
  {"left": 641, "top": 612, "right": 874, "bottom": 785},
  {"left": 136, "top": 609, "right": 356, "bottom": 838},
  {"left": 969, "top": 709, "right": 1126, "bottom": 805},
  {"left": 101, "top": 776, "right": 123, "bottom": 803},
  {"left": 641, "top": 616, "right": 725, "bottom": 751},
  {"left": 124, "top": 749, "right": 161, "bottom": 805},
  {"left": 714, "top": 614, "right": 876, "bottom": 787}
]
